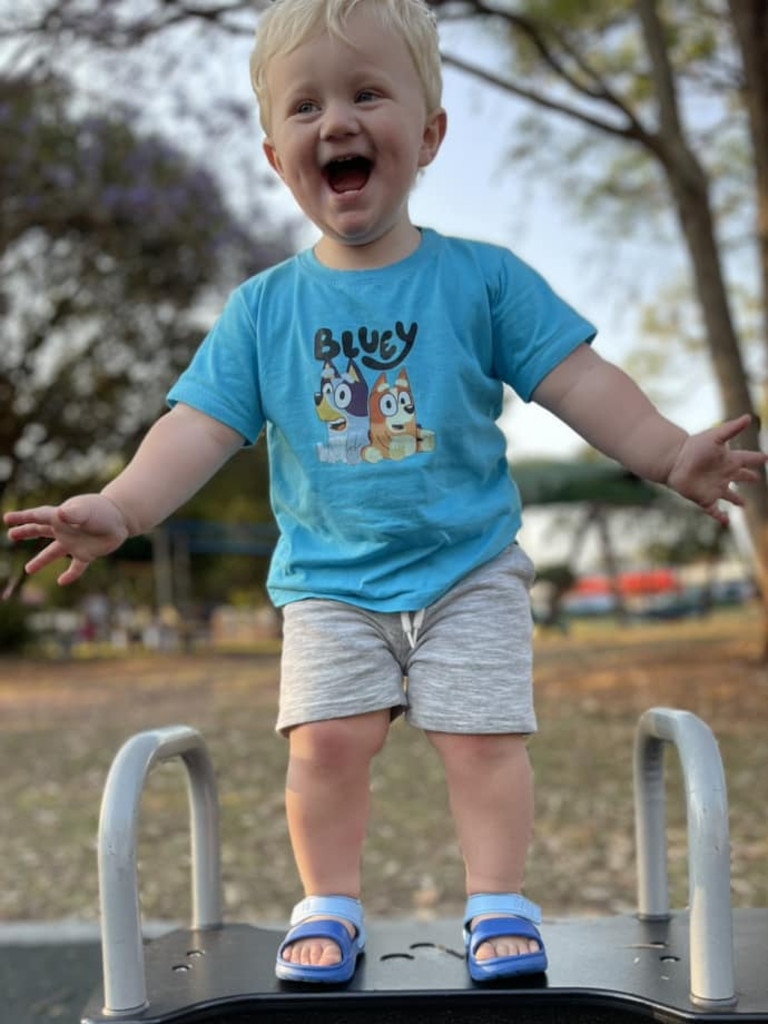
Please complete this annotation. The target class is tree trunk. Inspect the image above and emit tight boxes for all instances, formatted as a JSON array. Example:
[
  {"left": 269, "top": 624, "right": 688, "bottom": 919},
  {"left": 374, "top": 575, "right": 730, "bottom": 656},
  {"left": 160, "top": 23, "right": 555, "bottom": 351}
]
[
  {"left": 727, "top": 2, "right": 768, "bottom": 654},
  {"left": 638, "top": 0, "right": 768, "bottom": 655},
  {"left": 661, "top": 134, "right": 768, "bottom": 652},
  {"left": 728, "top": 1, "right": 768, "bottom": 370}
]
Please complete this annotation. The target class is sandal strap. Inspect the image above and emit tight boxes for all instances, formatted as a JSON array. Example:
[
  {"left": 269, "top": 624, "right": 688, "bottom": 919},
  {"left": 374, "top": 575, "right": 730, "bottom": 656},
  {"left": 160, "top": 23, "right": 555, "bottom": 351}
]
[
  {"left": 467, "top": 915, "right": 543, "bottom": 956},
  {"left": 280, "top": 919, "right": 355, "bottom": 954},
  {"left": 290, "top": 895, "right": 366, "bottom": 948},
  {"left": 464, "top": 893, "right": 542, "bottom": 932}
]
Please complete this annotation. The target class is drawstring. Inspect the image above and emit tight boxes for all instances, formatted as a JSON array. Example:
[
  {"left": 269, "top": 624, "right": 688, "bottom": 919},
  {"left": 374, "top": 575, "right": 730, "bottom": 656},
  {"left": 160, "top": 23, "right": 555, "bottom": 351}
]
[{"left": 401, "top": 609, "right": 425, "bottom": 650}]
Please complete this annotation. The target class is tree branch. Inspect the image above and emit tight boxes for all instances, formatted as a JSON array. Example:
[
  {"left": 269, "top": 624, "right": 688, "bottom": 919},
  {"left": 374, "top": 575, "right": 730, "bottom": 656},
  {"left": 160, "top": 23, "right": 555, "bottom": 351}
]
[
  {"left": 435, "top": 1, "right": 646, "bottom": 117},
  {"left": 440, "top": 50, "right": 653, "bottom": 148},
  {"left": 635, "top": 0, "right": 686, "bottom": 141},
  {"left": 635, "top": 0, "right": 711, "bottom": 189},
  {"left": 434, "top": 1, "right": 664, "bottom": 158},
  {"left": 1, "top": 0, "right": 257, "bottom": 48}
]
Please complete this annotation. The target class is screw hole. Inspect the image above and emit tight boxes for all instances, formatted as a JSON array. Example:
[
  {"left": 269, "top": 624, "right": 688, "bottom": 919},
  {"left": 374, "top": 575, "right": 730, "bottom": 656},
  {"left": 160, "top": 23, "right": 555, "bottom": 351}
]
[
  {"left": 172, "top": 964, "right": 191, "bottom": 973},
  {"left": 187, "top": 949, "right": 205, "bottom": 958},
  {"left": 660, "top": 955, "right": 681, "bottom": 963}
]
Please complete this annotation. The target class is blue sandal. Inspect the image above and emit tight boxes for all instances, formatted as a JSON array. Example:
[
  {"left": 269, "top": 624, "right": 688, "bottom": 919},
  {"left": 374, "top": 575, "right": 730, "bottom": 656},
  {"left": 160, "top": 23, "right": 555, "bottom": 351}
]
[
  {"left": 276, "top": 895, "right": 366, "bottom": 984},
  {"left": 464, "top": 893, "right": 548, "bottom": 982}
]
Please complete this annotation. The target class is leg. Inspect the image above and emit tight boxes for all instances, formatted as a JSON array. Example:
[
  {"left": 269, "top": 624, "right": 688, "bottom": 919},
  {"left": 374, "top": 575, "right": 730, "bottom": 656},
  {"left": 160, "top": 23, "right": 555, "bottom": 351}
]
[
  {"left": 427, "top": 731, "right": 540, "bottom": 960},
  {"left": 282, "top": 709, "right": 390, "bottom": 966}
]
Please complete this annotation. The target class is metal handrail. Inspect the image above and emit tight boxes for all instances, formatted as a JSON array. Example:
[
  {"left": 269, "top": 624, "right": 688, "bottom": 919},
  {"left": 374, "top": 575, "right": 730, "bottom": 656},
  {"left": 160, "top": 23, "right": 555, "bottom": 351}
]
[
  {"left": 95, "top": 710, "right": 737, "bottom": 1013},
  {"left": 633, "top": 707, "right": 735, "bottom": 1008},
  {"left": 97, "top": 726, "right": 222, "bottom": 1015}
]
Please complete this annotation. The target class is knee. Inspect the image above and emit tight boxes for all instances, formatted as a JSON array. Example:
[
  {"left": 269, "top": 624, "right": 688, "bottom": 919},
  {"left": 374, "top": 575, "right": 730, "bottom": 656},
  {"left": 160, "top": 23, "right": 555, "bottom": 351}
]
[
  {"left": 289, "top": 712, "right": 389, "bottom": 772},
  {"left": 428, "top": 731, "right": 530, "bottom": 772}
]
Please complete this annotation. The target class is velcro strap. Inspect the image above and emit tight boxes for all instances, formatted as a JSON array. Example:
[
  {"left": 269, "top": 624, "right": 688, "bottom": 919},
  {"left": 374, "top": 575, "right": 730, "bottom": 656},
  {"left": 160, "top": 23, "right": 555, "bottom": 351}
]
[
  {"left": 290, "top": 894, "right": 365, "bottom": 947},
  {"left": 464, "top": 893, "right": 542, "bottom": 930}
]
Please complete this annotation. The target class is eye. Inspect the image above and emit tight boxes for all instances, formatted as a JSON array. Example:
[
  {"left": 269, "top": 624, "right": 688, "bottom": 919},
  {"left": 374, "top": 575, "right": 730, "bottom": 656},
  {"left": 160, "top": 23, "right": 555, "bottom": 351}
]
[
  {"left": 334, "top": 383, "right": 352, "bottom": 409},
  {"left": 294, "top": 99, "right": 319, "bottom": 115},
  {"left": 380, "top": 394, "right": 398, "bottom": 417},
  {"left": 322, "top": 381, "right": 334, "bottom": 400},
  {"left": 398, "top": 391, "right": 412, "bottom": 411},
  {"left": 356, "top": 89, "right": 378, "bottom": 104}
]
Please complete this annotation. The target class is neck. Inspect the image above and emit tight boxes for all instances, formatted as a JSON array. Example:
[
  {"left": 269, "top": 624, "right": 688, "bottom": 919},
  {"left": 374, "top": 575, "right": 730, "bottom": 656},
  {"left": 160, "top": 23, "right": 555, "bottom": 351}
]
[{"left": 315, "top": 224, "right": 422, "bottom": 270}]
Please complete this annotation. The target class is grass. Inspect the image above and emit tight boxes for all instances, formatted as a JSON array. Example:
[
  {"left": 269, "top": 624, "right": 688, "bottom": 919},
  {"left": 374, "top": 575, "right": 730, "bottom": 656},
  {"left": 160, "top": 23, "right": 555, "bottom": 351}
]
[{"left": 0, "top": 607, "right": 766, "bottom": 926}]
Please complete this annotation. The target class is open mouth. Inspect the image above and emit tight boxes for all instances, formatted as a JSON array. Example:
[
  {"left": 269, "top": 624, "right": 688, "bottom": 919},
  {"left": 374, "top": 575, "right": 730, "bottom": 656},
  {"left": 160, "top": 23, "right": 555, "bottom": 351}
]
[{"left": 324, "top": 155, "right": 373, "bottom": 194}]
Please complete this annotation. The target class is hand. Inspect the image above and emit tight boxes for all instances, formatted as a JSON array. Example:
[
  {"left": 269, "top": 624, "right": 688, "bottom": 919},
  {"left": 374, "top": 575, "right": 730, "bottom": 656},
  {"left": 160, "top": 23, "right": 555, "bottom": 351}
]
[
  {"left": 666, "top": 414, "right": 767, "bottom": 525},
  {"left": 3, "top": 494, "right": 130, "bottom": 585}
]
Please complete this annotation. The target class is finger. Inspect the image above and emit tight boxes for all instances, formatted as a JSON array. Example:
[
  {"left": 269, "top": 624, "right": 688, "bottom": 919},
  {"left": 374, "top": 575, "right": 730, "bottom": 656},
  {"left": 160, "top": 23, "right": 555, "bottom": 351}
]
[
  {"left": 734, "top": 468, "right": 761, "bottom": 484},
  {"left": 3, "top": 506, "right": 60, "bottom": 528},
  {"left": 3, "top": 508, "right": 33, "bottom": 526},
  {"left": 57, "top": 558, "right": 90, "bottom": 586},
  {"left": 24, "top": 540, "right": 70, "bottom": 576},
  {"left": 2, "top": 569, "right": 24, "bottom": 602},
  {"left": 712, "top": 413, "right": 755, "bottom": 445},
  {"left": 704, "top": 503, "right": 730, "bottom": 526},
  {"left": 739, "top": 453, "right": 768, "bottom": 472},
  {"left": 7, "top": 522, "right": 58, "bottom": 544},
  {"left": 737, "top": 452, "right": 768, "bottom": 468}
]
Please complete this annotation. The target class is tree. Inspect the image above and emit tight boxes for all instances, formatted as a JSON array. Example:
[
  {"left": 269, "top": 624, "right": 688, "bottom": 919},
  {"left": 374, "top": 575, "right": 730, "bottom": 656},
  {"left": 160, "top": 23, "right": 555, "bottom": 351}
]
[
  {"left": 0, "top": 70, "right": 291, "bottom": 504},
  {"left": 429, "top": 0, "right": 768, "bottom": 649},
  {"left": 728, "top": 2, "right": 768, "bottom": 360}
]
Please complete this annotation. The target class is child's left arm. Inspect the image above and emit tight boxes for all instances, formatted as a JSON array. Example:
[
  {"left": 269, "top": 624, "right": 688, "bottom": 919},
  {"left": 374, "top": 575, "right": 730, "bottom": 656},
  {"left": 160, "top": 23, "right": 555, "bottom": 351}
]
[{"left": 532, "top": 344, "right": 767, "bottom": 525}]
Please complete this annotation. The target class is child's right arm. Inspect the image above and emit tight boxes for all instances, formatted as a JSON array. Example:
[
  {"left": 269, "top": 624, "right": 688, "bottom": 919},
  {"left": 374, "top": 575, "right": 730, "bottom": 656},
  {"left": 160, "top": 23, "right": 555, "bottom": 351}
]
[{"left": 3, "top": 403, "right": 243, "bottom": 585}]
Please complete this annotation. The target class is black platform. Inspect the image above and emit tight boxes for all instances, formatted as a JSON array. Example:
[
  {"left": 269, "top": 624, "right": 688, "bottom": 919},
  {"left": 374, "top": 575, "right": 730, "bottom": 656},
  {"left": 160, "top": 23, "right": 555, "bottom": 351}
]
[{"left": 81, "top": 910, "right": 768, "bottom": 1024}]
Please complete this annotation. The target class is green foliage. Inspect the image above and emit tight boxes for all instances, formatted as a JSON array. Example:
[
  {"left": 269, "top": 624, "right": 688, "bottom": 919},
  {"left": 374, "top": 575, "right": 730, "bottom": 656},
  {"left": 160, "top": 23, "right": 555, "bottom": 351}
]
[
  {"left": 535, "top": 562, "right": 577, "bottom": 590},
  {"left": 0, "top": 71, "right": 292, "bottom": 503},
  {"left": 481, "top": 0, "right": 749, "bottom": 243},
  {"left": 0, "top": 601, "right": 32, "bottom": 654},
  {"left": 0, "top": 73, "right": 250, "bottom": 290},
  {"left": 179, "top": 444, "right": 273, "bottom": 526},
  {"left": 169, "top": 444, "right": 275, "bottom": 604},
  {"left": 641, "top": 507, "right": 727, "bottom": 567}
]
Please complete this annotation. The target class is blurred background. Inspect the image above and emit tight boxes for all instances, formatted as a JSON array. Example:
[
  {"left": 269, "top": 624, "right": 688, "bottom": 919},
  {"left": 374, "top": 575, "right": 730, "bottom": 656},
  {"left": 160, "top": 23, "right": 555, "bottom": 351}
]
[
  {"left": 2, "top": 0, "right": 767, "bottom": 654},
  {"left": 0, "top": 5, "right": 767, "bottom": 995}
]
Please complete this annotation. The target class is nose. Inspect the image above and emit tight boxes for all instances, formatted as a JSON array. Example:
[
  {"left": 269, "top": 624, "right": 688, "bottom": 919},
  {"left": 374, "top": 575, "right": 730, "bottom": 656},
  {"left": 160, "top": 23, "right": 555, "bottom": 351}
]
[{"left": 320, "top": 99, "right": 360, "bottom": 140}]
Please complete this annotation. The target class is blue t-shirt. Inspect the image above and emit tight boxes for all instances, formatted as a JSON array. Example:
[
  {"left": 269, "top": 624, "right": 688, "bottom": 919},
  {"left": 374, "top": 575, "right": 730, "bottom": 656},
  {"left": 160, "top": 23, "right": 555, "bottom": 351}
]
[{"left": 168, "top": 229, "right": 595, "bottom": 611}]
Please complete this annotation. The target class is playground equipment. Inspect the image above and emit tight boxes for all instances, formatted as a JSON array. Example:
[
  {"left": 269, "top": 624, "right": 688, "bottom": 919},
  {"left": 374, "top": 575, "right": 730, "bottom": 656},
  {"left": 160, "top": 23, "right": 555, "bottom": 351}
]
[{"left": 81, "top": 707, "right": 768, "bottom": 1023}]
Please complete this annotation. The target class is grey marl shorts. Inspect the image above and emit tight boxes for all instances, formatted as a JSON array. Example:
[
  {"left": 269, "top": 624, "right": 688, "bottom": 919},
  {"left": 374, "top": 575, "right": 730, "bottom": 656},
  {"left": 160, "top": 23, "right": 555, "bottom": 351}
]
[{"left": 277, "top": 543, "right": 537, "bottom": 736}]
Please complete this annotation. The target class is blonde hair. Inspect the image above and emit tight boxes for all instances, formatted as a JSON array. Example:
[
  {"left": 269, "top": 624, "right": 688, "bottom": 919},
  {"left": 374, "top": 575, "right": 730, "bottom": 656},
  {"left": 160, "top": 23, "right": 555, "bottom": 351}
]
[{"left": 251, "top": 0, "right": 443, "bottom": 133}]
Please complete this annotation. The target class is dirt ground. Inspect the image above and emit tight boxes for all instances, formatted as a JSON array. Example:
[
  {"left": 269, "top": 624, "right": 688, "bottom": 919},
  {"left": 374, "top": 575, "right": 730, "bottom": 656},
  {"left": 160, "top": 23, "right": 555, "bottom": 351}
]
[{"left": 0, "top": 607, "right": 766, "bottom": 927}]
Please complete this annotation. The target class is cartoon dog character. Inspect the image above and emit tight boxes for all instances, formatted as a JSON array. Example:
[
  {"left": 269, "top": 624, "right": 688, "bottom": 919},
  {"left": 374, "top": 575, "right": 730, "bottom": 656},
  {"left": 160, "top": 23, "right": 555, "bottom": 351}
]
[
  {"left": 315, "top": 359, "right": 370, "bottom": 464},
  {"left": 363, "top": 368, "right": 434, "bottom": 463}
]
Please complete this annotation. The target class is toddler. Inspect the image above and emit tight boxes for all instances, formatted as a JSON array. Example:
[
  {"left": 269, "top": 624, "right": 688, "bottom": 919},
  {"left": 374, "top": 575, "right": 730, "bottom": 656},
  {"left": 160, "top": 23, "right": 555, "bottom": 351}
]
[{"left": 5, "top": 0, "right": 765, "bottom": 986}]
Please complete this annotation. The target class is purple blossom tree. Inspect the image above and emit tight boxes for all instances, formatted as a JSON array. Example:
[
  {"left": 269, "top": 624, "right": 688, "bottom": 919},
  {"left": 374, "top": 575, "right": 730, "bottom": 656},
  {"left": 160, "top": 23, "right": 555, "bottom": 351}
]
[{"left": 0, "top": 72, "right": 292, "bottom": 504}]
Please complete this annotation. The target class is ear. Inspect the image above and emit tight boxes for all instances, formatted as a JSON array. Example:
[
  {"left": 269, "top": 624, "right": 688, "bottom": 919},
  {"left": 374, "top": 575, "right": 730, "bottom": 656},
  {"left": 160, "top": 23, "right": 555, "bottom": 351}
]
[
  {"left": 263, "top": 138, "right": 285, "bottom": 180},
  {"left": 418, "top": 108, "right": 447, "bottom": 169}
]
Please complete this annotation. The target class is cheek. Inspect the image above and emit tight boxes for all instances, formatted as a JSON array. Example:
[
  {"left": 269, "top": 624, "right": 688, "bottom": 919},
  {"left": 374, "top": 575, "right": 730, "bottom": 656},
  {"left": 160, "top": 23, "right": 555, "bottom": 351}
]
[{"left": 284, "top": 139, "right": 315, "bottom": 177}]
